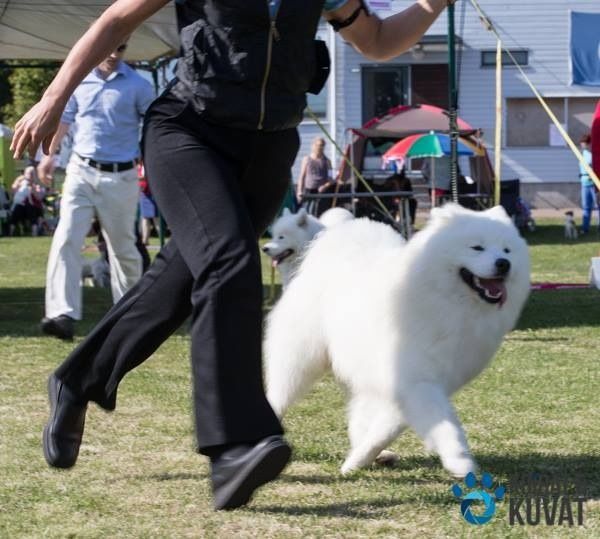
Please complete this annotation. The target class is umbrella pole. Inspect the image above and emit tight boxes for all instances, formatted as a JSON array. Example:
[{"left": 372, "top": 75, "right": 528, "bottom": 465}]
[
  {"left": 447, "top": 1, "right": 459, "bottom": 204},
  {"left": 431, "top": 157, "right": 436, "bottom": 207}
]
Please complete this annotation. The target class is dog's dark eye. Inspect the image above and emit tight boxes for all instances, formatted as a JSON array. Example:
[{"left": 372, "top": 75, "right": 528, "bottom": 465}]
[
  {"left": 471, "top": 245, "right": 485, "bottom": 251},
  {"left": 503, "top": 248, "right": 511, "bottom": 254},
  {"left": 278, "top": 236, "right": 284, "bottom": 240}
]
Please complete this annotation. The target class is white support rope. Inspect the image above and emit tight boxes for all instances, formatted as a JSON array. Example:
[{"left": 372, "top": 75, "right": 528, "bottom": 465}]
[{"left": 494, "top": 38, "right": 502, "bottom": 205}]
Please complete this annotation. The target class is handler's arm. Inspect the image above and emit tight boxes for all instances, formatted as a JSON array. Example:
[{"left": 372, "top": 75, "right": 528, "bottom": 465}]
[
  {"left": 325, "top": 0, "right": 453, "bottom": 62},
  {"left": 11, "top": 0, "right": 170, "bottom": 159}
]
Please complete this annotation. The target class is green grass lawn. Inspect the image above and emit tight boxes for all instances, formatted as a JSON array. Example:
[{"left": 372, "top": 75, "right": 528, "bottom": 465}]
[{"left": 0, "top": 220, "right": 599, "bottom": 538}]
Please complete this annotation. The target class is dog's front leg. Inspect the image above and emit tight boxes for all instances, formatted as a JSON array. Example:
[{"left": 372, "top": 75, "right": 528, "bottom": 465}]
[{"left": 401, "top": 382, "right": 476, "bottom": 478}]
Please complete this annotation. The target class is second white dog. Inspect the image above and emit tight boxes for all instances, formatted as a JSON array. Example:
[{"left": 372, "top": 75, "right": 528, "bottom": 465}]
[
  {"left": 263, "top": 207, "right": 353, "bottom": 287},
  {"left": 265, "top": 204, "right": 530, "bottom": 477}
]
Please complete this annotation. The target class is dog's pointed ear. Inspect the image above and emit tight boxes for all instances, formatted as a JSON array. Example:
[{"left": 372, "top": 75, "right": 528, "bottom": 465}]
[
  {"left": 282, "top": 207, "right": 291, "bottom": 216},
  {"left": 485, "top": 205, "right": 513, "bottom": 225},
  {"left": 296, "top": 208, "right": 308, "bottom": 227}
]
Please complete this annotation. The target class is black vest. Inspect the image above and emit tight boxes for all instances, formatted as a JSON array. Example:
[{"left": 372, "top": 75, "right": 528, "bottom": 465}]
[{"left": 173, "top": 0, "right": 326, "bottom": 131}]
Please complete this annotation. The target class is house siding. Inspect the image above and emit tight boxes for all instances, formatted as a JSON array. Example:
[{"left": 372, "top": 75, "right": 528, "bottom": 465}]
[{"left": 294, "top": 0, "right": 600, "bottom": 202}]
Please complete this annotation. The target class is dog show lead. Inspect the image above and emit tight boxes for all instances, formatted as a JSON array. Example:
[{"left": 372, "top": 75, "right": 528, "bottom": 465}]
[{"left": 11, "top": 0, "right": 455, "bottom": 511}]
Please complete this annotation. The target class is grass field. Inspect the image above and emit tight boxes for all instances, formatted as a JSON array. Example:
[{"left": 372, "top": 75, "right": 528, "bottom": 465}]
[{"left": 0, "top": 219, "right": 599, "bottom": 538}]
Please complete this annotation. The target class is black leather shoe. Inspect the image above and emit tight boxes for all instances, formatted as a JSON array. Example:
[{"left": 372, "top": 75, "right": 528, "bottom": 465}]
[
  {"left": 211, "top": 435, "right": 291, "bottom": 510},
  {"left": 43, "top": 374, "right": 88, "bottom": 468},
  {"left": 41, "top": 315, "right": 75, "bottom": 340}
]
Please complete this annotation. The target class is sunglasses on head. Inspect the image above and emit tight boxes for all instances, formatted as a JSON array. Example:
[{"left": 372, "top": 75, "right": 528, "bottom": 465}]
[{"left": 116, "top": 44, "right": 128, "bottom": 53}]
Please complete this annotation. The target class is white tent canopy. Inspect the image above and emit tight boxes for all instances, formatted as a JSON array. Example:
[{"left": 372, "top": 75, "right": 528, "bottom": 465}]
[{"left": 0, "top": 1, "right": 179, "bottom": 61}]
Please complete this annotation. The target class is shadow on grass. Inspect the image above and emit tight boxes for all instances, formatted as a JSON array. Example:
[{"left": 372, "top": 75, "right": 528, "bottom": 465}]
[
  {"left": 145, "top": 472, "right": 203, "bottom": 482},
  {"left": 254, "top": 497, "right": 416, "bottom": 518},
  {"left": 254, "top": 453, "right": 599, "bottom": 518},
  {"left": 522, "top": 224, "right": 600, "bottom": 246},
  {"left": 0, "top": 286, "right": 191, "bottom": 338},
  {"left": 516, "top": 288, "right": 600, "bottom": 330},
  {"left": 122, "top": 453, "right": 599, "bottom": 518}
]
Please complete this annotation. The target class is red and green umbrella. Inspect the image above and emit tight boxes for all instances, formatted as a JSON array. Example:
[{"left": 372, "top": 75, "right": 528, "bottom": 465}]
[
  {"left": 382, "top": 132, "right": 485, "bottom": 207},
  {"left": 382, "top": 132, "right": 484, "bottom": 163}
]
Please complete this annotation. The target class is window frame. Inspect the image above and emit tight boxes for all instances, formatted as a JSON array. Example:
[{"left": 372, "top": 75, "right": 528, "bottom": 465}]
[{"left": 481, "top": 49, "right": 529, "bottom": 69}]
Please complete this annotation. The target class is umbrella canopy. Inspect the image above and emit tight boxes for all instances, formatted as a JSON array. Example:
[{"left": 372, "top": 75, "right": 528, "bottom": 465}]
[
  {"left": 383, "top": 132, "right": 484, "bottom": 163},
  {"left": 0, "top": 0, "right": 179, "bottom": 61},
  {"left": 355, "top": 104, "right": 475, "bottom": 139}
]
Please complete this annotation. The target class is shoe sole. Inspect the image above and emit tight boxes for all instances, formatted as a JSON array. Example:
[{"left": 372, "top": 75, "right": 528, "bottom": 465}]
[
  {"left": 43, "top": 376, "right": 76, "bottom": 469},
  {"left": 214, "top": 440, "right": 291, "bottom": 510}
]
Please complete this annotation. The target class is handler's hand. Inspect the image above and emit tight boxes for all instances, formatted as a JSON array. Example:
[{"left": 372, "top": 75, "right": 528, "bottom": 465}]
[{"left": 10, "top": 97, "right": 64, "bottom": 160}]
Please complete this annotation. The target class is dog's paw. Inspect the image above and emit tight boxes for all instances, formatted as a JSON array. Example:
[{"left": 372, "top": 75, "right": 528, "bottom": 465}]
[
  {"left": 443, "top": 455, "right": 478, "bottom": 478},
  {"left": 340, "top": 459, "right": 360, "bottom": 475},
  {"left": 374, "top": 450, "right": 399, "bottom": 467}
]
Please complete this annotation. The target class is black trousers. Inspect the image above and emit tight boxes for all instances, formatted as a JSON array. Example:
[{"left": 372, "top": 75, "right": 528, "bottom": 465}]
[{"left": 55, "top": 93, "right": 299, "bottom": 452}]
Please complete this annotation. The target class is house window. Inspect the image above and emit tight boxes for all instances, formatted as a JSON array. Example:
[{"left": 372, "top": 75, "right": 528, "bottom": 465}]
[
  {"left": 567, "top": 97, "right": 599, "bottom": 143},
  {"left": 481, "top": 49, "right": 528, "bottom": 68},
  {"left": 411, "top": 64, "right": 449, "bottom": 109},
  {"left": 506, "top": 98, "right": 564, "bottom": 147},
  {"left": 361, "top": 65, "right": 409, "bottom": 123},
  {"left": 506, "top": 97, "right": 598, "bottom": 147}
]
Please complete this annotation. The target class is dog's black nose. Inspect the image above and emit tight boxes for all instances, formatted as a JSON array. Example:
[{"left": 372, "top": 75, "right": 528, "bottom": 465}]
[
  {"left": 495, "top": 258, "right": 511, "bottom": 275},
  {"left": 261, "top": 246, "right": 269, "bottom": 253}
]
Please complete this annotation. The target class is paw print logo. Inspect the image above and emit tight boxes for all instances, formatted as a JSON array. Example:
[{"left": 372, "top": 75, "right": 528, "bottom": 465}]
[{"left": 451, "top": 472, "right": 505, "bottom": 525}]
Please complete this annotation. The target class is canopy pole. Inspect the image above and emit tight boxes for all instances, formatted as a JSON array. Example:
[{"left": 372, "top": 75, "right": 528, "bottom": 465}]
[
  {"left": 494, "top": 38, "right": 502, "bottom": 205},
  {"left": 447, "top": 1, "right": 459, "bottom": 204}
]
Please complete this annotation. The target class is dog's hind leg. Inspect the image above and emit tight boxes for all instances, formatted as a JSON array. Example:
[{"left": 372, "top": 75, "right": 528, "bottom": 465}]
[{"left": 341, "top": 395, "right": 405, "bottom": 474}]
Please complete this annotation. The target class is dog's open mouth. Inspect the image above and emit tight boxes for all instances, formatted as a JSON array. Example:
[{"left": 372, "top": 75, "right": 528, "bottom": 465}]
[
  {"left": 271, "top": 249, "right": 294, "bottom": 267},
  {"left": 460, "top": 268, "right": 507, "bottom": 306}
]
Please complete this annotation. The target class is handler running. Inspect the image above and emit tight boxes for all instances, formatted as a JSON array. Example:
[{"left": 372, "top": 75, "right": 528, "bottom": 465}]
[{"left": 12, "top": 0, "right": 455, "bottom": 511}]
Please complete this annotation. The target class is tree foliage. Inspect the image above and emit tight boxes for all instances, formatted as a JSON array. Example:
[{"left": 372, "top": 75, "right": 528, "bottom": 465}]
[{"left": 1, "top": 61, "right": 59, "bottom": 128}]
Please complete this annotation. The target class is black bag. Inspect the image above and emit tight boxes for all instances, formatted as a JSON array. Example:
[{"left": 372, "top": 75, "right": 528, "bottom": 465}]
[{"left": 307, "top": 39, "right": 331, "bottom": 95}]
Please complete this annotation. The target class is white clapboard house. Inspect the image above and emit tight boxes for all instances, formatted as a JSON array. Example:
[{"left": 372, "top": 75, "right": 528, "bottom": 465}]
[{"left": 296, "top": 0, "right": 600, "bottom": 208}]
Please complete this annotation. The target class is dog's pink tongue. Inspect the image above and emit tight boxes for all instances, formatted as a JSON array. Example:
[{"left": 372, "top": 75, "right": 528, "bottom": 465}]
[
  {"left": 480, "top": 278, "right": 507, "bottom": 306},
  {"left": 272, "top": 259, "right": 279, "bottom": 268}
]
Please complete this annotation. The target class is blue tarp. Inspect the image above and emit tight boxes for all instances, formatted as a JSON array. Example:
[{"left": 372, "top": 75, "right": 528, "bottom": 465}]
[{"left": 570, "top": 11, "right": 600, "bottom": 86}]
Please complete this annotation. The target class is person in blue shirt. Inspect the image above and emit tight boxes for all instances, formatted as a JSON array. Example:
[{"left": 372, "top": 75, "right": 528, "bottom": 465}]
[
  {"left": 578, "top": 133, "right": 598, "bottom": 234},
  {"left": 40, "top": 40, "right": 155, "bottom": 340},
  {"left": 12, "top": 0, "right": 455, "bottom": 511}
]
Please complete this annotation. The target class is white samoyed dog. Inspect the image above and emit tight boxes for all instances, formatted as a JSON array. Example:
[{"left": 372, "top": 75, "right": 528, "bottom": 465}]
[
  {"left": 263, "top": 207, "right": 354, "bottom": 287},
  {"left": 265, "top": 203, "right": 530, "bottom": 477}
]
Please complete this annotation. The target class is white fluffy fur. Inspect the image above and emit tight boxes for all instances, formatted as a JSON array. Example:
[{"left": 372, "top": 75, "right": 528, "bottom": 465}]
[
  {"left": 263, "top": 207, "right": 354, "bottom": 287},
  {"left": 265, "top": 204, "right": 530, "bottom": 477}
]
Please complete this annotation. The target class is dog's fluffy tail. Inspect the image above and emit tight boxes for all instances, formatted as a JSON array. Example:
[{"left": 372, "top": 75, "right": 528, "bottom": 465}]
[{"left": 264, "top": 293, "right": 328, "bottom": 418}]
